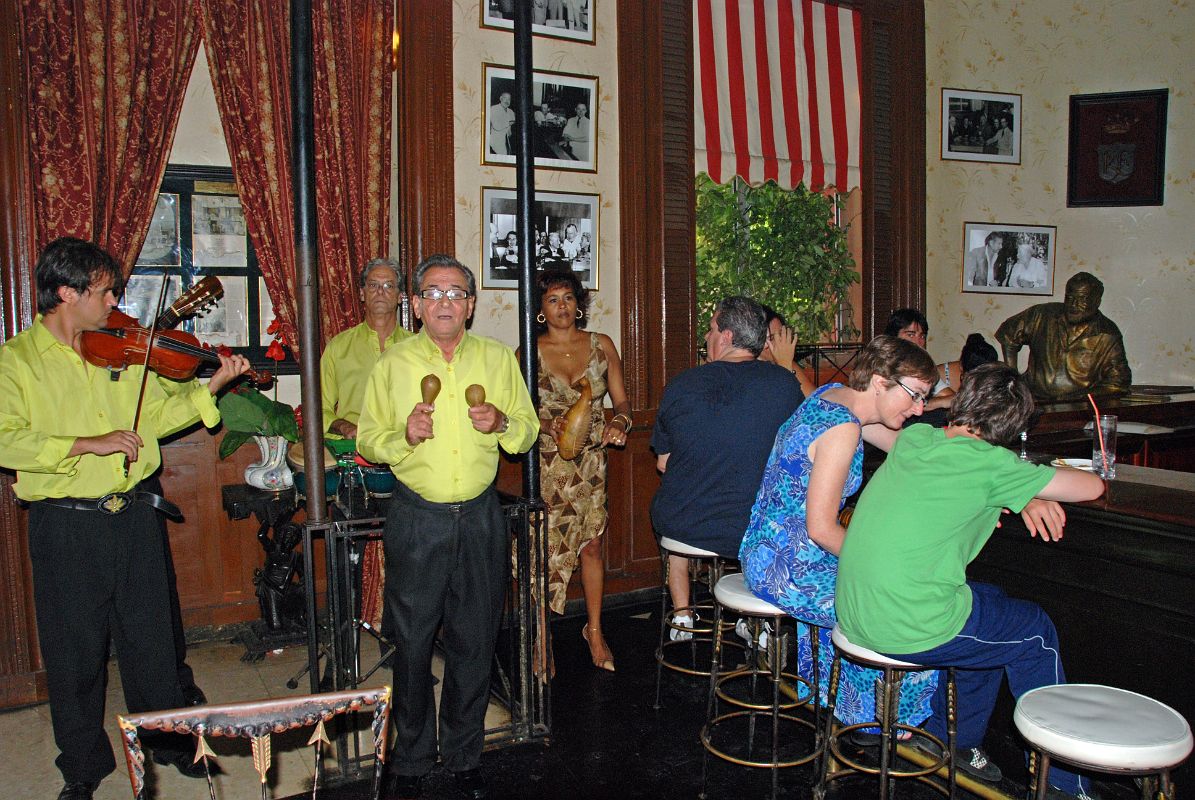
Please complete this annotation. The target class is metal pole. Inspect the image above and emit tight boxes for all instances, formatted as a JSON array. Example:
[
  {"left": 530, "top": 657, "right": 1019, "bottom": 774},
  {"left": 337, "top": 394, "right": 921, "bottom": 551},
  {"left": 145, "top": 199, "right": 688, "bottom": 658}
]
[
  {"left": 513, "top": 0, "right": 540, "bottom": 501},
  {"left": 291, "top": 0, "right": 326, "bottom": 521}
]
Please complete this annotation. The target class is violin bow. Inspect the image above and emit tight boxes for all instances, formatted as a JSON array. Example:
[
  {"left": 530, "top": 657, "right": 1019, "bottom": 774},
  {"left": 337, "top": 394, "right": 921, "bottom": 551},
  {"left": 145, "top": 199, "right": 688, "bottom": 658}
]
[{"left": 124, "top": 274, "right": 171, "bottom": 477}]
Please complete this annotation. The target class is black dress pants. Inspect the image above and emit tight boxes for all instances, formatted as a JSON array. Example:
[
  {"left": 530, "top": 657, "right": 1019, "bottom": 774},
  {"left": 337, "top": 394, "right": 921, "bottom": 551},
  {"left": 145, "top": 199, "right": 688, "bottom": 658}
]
[
  {"left": 28, "top": 501, "right": 186, "bottom": 783},
  {"left": 384, "top": 483, "right": 508, "bottom": 776}
]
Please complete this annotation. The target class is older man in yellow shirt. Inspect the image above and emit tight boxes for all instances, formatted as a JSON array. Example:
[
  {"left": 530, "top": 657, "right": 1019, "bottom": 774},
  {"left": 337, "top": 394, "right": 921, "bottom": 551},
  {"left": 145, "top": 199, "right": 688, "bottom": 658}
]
[
  {"left": 358, "top": 255, "right": 537, "bottom": 800},
  {"left": 0, "top": 238, "right": 248, "bottom": 800},
  {"left": 320, "top": 257, "right": 411, "bottom": 440}
]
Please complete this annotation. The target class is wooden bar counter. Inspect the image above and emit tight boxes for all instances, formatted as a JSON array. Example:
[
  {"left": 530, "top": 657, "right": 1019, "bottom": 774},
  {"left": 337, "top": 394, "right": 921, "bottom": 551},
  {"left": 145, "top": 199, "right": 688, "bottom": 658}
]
[
  {"left": 969, "top": 463, "right": 1195, "bottom": 786},
  {"left": 1028, "top": 392, "right": 1195, "bottom": 473}
]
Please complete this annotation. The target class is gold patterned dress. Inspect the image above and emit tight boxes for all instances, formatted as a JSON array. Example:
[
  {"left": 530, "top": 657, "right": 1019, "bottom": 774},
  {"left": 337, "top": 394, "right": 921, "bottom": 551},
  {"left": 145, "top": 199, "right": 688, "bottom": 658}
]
[{"left": 538, "top": 332, "right": 608, "bottom": 614}]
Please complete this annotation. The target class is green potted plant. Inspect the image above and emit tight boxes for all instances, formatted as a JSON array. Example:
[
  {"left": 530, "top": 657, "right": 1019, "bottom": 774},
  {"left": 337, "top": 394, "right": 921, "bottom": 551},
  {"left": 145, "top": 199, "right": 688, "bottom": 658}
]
[
  {"left": 695, "top": 174, "right": 858, "bottom": 347},
  {"left": 216, "top": 327, "right": 300, "bottom": 490}
]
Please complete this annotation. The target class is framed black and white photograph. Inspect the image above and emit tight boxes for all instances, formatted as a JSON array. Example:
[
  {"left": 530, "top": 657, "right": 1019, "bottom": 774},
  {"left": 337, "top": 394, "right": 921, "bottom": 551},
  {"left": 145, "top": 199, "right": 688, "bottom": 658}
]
[
  {"left": 962, "top": 222, "right": 1056, "bottom": 296},
  {"left": 481, "top": 186, "right": 599, "bottom": 291},
  {"left": 483, "top": 64, "right": 597, "bottom": 172},
  {"left": 941, "top": 88, "right": 1022, "bottom": 165},
  {"left": 481, "top": 0, "right": 593, "bottom": 44},
  {"left": 194, "top": 275, "right": 250, "bottom": 348},
  {"left": 136, "top": 194, "right": 180, "bottom": 266},
  {"left": 192, "top": 194, "right": 248, "bottom": 267},
  {"left": 119, "top": 273, "right": 182, "bottom": 326}
]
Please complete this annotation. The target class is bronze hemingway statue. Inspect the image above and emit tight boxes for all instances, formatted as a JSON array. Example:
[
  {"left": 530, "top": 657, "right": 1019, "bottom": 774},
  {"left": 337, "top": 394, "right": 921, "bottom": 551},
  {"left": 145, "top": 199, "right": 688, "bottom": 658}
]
[{"left": 995, "top": 271, "right": 1131, "bottom": 401}]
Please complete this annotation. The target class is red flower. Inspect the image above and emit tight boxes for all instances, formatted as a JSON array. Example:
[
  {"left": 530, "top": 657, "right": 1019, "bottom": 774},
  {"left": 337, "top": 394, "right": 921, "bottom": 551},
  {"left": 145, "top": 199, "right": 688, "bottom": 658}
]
[
  {"left": 264, "top": 339, "right": 287, "bottom": 361},
  {"left": 293, "top": 404, "right": 303, "bottom": 427},
  {"left": 217, "top": 344, "right": 233, "bottom": 357},
  {"left": 266, "top": 317, "right": 282, "bottom": 336}
]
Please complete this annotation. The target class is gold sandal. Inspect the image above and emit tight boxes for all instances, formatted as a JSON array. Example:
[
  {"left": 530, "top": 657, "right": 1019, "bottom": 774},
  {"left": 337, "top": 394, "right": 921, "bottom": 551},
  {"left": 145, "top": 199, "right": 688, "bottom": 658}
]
[{"left": 581, "top": 624, "right": 615, "bottom": 672}]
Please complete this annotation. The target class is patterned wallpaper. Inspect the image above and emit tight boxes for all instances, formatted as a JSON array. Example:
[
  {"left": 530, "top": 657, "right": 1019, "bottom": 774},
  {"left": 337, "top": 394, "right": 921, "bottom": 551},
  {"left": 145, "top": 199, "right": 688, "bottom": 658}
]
[
  {"left": 451, "top": 0, "right": 620, "bottom": 352},
  {"left": 924, "top": 0, "right": 1194, "bottom": 385}
]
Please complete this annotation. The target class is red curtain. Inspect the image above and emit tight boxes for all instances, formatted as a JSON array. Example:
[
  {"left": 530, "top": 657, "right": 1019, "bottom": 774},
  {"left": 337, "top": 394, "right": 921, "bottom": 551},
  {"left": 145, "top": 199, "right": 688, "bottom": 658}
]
[
  {"left": 197, "top": 0, "right": 300, "bottom": 349},
  {"left": 198, "top": 0, "right": 393, "bottom": 352},
  {"left": 312, "top": 0, "right": 394, "bottom": 339},
  {"left": 200, "top": 0, "right": 393, "bottom": 621},
  {"left": 312, "top": 0, "right": 394, "bottom": 626},
  {"left": 19, "top": 0, "right": 202, "bottom": 273}
]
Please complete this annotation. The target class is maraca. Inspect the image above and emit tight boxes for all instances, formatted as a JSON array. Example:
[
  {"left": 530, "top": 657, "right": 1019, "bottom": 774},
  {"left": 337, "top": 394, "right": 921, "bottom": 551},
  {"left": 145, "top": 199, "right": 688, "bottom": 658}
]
[
  {"left": 465, "top": 384, "right": 486, "bottom": 407},
  {"left": 420, "top": 374, "right": 441, "bottom": 406}
]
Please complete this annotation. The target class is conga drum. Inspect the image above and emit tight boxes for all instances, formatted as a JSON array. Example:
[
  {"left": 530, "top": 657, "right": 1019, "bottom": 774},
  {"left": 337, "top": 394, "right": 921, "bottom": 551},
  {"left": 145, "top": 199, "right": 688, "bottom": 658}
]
[{"left": 286, "top": 441, "right": 340, "bottom": 499}]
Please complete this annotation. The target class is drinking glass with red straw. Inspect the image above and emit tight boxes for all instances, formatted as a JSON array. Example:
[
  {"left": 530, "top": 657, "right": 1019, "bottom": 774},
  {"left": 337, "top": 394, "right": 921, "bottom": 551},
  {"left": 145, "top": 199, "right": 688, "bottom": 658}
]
[{"left": 1087, "top": 393, "right": 1109, "bottom": 478}]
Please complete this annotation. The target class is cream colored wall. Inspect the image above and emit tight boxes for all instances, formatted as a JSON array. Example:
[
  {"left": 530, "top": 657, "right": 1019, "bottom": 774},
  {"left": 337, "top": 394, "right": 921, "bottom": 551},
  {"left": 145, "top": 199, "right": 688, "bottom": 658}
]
[
  {"left": 452, "top": 1, "right": 620, "bottom": 352},
  {"left": 173, "top": 44, "right": 231, "bottom": 168},
  {"left": 924, "top": 0, "right": 1194, "bottom": 385}
]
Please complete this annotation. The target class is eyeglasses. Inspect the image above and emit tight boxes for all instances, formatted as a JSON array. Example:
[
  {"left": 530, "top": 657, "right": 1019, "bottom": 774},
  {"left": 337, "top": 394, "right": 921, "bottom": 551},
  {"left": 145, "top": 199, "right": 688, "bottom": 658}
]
[
  {"left": 365, "top": 281, "right": 399, "bottom": 294},
  {"left": 418, "top": 288, "right": 471, "bottom": 302},
  {"left": 894, "top": 378, "right": 928, "bottom": 406}
]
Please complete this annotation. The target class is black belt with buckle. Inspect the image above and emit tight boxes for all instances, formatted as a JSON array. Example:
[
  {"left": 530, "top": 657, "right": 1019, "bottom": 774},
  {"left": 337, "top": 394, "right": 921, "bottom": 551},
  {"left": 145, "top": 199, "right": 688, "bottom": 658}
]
[{"left": 36, "top": 491, "right": 183, "bottom": 520}]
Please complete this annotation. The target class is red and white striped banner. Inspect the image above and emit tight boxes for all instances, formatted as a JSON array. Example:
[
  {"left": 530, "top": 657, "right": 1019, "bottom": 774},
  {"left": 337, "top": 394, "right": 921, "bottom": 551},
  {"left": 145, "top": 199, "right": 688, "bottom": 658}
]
[{"left": 695, "top": 0, "right": 862, "bottom": 192}]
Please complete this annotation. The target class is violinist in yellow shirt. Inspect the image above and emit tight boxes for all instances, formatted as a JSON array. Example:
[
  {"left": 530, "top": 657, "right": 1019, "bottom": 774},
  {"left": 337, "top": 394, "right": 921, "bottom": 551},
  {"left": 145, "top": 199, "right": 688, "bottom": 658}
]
[{"left": 0, "top": 238, "right": 248, "bottom": 799}]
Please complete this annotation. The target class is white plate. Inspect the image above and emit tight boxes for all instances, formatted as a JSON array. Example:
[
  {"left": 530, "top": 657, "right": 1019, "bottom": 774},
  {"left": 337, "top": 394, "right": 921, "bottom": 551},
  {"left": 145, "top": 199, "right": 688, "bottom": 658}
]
[{"left": 1051, "top": 457, "right": 1094, "bottom": 471}]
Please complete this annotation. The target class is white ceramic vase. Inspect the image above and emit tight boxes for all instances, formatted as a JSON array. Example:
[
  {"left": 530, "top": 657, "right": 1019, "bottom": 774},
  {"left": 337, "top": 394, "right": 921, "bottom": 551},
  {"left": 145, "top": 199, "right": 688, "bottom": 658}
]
[{"left": 244, "top": 435, "right": 294, "bottom": 491}]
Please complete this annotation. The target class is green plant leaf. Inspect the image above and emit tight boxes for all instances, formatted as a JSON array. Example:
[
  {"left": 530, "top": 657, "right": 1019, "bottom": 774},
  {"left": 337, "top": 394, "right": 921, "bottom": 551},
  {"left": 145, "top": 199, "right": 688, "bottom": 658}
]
[
  {"left": 218, "top": 429, "right": 253, "bottom": 460},
  {"left": 696, "top": 174, "right": 858, "bottom": 347}
]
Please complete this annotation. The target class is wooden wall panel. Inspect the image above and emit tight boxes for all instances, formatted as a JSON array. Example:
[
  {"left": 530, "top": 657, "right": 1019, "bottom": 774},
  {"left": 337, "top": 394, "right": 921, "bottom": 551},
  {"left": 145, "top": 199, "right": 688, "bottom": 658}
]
[{"left": 0, "top": 0, "right": 43, "bottom": 708}]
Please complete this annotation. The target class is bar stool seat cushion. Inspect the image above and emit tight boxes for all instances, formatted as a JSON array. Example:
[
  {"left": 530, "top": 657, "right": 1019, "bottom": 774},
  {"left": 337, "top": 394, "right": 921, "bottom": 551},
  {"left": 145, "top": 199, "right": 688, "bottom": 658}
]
[
  {"left": 1014, "top": 684, "right": 1193, "bottom": 771},
  {"left": 713, "top": 573, "right": 786, "bottom": 616},
  {"left": 830, "top": 624, "right": 922, "bottom": 669},
  {"left": 659, "top": 536, "right": 720, "bottom": 559}
]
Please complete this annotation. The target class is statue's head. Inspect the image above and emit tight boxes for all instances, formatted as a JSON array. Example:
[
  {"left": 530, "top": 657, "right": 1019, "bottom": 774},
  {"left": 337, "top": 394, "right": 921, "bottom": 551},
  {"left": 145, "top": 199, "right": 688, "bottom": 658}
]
[{"left": 1064, "top": 272, "right": 1104, "bottom": 324}]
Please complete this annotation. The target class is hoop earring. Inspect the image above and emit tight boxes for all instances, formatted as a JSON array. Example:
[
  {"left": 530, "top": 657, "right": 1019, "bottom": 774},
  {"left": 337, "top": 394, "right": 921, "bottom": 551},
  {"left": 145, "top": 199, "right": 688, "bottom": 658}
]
[
  {"left": 576, "top": 309, "right": 584, "bottom": 319},
  {"left": 536, "top": 312, "right": 546, "bottom": 324}
]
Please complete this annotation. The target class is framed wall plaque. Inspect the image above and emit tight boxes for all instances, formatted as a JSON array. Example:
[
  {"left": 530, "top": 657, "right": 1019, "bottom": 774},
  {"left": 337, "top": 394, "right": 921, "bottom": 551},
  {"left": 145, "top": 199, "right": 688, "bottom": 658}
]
[{"left": 1067, "top": 89, "right": 1168, "bottom": 207}]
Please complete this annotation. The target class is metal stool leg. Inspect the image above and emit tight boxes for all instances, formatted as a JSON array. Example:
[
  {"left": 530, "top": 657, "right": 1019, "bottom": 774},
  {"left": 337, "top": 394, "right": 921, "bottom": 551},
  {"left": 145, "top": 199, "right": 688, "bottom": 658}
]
[
  {"left": 699, "top": 582, "right": 727, "bottom": 800},
  {"left": 654, "top": 549, "right": 669, "bottom": 709},
  {"left": 1034, "top": 751, "right": 1051, "bottom": 800}
]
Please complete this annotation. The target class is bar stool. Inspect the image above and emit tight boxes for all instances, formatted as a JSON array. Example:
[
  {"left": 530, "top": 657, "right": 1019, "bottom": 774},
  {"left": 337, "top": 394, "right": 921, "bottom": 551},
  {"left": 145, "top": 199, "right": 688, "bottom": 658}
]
[
  {"left": 818, "top": 624, "right": 955, "bottom": 800},
  {"left": 654, "top": 537, "right": 740, "bottom": 708},
  {"left": 1014, "top": 684, "right": 1193, "bottom": 800},
  {"left": 700, "top": 572, "right": 820, "bottom": 800}
]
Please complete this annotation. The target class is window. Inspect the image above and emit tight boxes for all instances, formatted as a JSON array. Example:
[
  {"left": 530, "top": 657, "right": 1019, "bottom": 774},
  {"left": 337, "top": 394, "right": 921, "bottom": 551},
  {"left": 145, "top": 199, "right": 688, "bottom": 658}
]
[{"left": 127, "top": 164, "right": 293, "bottom": 375}]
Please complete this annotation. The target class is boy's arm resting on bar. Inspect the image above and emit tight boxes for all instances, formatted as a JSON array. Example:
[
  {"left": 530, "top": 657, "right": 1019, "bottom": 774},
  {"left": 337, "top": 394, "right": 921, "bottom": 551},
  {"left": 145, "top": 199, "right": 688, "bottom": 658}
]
[
  {"left": 1018, "top": 470, "right": 1103, "bottom": 542},
  {"left": 1038, "top": 467, "right": 1106, "bottom": 503}
]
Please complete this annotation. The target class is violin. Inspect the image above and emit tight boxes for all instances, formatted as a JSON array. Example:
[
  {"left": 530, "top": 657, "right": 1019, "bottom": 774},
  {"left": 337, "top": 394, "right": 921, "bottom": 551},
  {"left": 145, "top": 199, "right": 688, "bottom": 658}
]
[{"left": 80, "top": 310, "right": 272, "bottom": 385}]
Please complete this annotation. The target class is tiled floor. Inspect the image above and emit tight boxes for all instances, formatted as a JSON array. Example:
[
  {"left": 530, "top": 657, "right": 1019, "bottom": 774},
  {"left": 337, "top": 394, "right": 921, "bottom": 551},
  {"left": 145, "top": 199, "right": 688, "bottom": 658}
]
[
  {"left": 3, "top": 603, "right": 1138, "bottom": 800},
  {"left": 0, "top": 635, "right": 507, "bottom": 800}
]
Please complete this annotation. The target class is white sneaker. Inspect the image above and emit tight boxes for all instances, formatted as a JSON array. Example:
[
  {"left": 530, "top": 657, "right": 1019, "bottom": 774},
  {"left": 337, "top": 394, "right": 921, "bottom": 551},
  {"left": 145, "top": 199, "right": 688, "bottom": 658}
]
[
  {"left": 734, "top": 618, "right": 770, "bottom": 650},
  {"left": 669, "top": 613, "right": 695, "bottom": 642}
]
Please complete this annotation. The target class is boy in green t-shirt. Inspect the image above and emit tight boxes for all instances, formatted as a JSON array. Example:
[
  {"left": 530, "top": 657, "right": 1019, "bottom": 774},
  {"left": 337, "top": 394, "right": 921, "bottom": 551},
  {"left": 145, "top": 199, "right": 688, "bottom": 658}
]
[{"left": 836, "top": 364, "right": 1105, "bottom": 799}]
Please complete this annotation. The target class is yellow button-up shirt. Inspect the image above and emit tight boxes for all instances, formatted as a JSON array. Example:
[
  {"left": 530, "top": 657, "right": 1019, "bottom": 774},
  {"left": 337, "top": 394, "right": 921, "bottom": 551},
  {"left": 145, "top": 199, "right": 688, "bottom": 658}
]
[
  {"left": 0, "top": 317, "right": 221, "bottom": 501},
  {"left": 319, "top": 320, "right": 412, "bottom": 436},
  {"left": 357, "top": 330, "right": 538, "bottom": 503}
]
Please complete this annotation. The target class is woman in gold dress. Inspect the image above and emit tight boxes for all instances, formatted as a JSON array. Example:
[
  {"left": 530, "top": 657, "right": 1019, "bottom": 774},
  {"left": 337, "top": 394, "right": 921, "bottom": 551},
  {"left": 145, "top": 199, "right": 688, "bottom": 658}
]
[{"left": 531, "top": 269, "right": 630, "bottom": 671}]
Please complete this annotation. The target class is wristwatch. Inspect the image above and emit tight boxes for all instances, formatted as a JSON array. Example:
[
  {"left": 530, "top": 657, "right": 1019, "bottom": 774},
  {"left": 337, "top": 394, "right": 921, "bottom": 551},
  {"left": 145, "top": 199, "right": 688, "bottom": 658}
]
[{"left": 497, "top": 413, "right": 510, "bottom": 434}]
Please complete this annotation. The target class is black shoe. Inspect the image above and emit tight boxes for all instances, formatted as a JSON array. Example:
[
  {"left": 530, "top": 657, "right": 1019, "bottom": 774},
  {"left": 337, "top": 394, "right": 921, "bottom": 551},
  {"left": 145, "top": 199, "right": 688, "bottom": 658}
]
[
  {"left": 181, "top": 682, "right": 208, "bottom": 706},
  {"left": 453, "top": 767, "right": 488, "bottom": 800},
  {"left": 843, "top": 729, "right": 881, "bottom": 748},
  {"left": 909, "top": 735, "right": 1002, "bottom": 783},
  {"left": 151, "top": 747, "right": 222, "bottom": 779},
  {"left": 386, "top": 772, "right": 424, "bottom": 800},
  {"left": 57, "top": 782, "right": 98, "bottom": 800}
]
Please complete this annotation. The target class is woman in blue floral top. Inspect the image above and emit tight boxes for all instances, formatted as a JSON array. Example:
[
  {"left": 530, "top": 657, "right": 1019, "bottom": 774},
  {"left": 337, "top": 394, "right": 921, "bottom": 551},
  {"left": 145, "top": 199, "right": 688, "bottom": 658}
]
[{"left": 739, "top": 335, "right": 940, "bottom": 730}]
